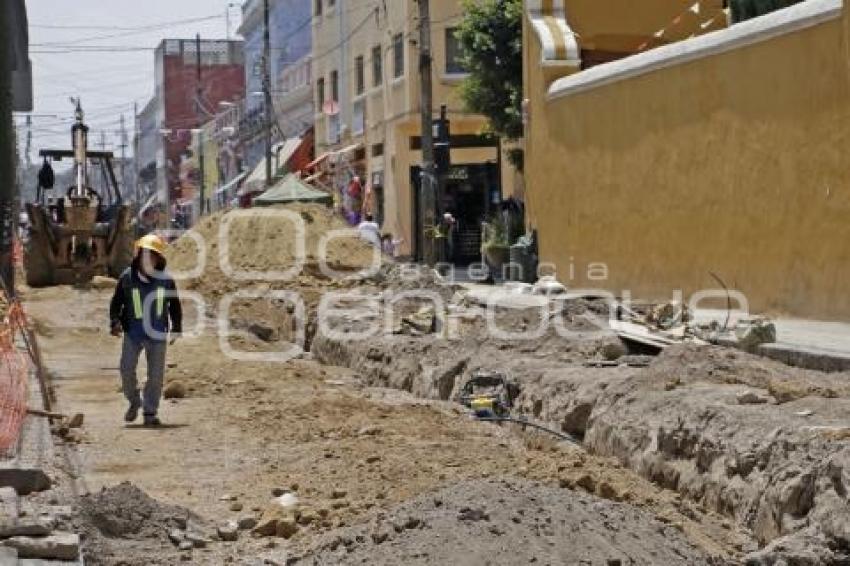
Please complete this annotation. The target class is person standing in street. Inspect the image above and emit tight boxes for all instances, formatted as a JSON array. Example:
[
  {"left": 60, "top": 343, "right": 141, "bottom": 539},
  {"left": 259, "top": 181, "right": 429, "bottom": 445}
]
[
  {"left": 357, "top": 213, "right": 381, "bottom": 248},
  {"left": 109, "top": 234, "right": 182, "bottom": 427}
]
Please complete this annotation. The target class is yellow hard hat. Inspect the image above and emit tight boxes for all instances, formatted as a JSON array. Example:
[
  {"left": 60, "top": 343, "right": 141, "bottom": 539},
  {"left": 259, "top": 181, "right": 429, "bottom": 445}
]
[{"left": 135, "top": 234, "right": 167, "bottom": 257}]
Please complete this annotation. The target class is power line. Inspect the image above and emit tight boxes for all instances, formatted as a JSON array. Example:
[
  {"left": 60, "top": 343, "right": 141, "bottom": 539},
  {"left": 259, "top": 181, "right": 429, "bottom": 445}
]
[{"left": 31, "top": 14, "right": 223, "bottom": 46}]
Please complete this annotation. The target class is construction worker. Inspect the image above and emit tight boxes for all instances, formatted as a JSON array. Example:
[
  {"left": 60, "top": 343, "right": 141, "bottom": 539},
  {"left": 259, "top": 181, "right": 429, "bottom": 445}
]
[{"left": 109, "top": 234, "right": 182, "bottom": 426}]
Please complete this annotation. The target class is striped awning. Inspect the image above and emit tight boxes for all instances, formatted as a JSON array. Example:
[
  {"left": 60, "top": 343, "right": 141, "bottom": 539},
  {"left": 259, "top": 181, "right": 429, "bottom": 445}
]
[{"left": 527, "top": 0, "right": 581, "bottom": 67}]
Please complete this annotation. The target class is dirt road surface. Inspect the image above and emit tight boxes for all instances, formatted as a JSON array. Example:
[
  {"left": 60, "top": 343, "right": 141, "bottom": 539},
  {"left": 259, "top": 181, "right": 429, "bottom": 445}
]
[{"left": 22, "top": 282, "right": 750, "bottom": 564}]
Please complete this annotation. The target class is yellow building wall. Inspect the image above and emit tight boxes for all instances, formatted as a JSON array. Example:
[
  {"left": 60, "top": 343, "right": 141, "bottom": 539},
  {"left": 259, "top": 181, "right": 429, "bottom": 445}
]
[{"left": 524, "top": 5, "right": 850, "bottom": 320}]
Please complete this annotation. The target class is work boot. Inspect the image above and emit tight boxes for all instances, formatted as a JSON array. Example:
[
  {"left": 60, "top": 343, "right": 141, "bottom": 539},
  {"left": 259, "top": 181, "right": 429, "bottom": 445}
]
[
  {"left": 124, "top": 402, "right": 140, "bottom": 423},
  {"left": 143, "top": 414, "right": 161, "bottom": 427}
]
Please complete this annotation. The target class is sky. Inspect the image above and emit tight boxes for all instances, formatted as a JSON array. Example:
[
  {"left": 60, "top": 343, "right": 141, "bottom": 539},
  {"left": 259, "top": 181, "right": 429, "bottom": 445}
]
[{"left": 16, "top": 0, "right": 243, "bottom": 162}]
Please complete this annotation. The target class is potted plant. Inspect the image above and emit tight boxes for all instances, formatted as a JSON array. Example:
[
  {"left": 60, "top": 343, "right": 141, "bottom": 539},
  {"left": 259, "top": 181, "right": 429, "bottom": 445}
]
[{"left": 481, "top": 213, "right": 512, "bottom": 273}]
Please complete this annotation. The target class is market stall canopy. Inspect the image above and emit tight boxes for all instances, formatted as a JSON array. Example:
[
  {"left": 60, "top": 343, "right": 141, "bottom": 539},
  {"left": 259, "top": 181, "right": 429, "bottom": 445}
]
[
  {"left": 253, "top": 174, "right": 332, "bottom": 207},
  {"left": 240, "top": 137, "right": 304, "bottom": 195}
]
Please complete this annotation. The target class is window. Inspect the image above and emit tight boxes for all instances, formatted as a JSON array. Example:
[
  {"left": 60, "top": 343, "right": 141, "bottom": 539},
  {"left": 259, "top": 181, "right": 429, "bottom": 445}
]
[
  {"left": 353, "top": 99, "right": 365, "bottom": 135},
  {"left": 372, "top": 45, "right": 383, "bottom": 87},
  {"left": 327, "top": 0, "right": 335, "bottom": 10},
  {"left": 392, "top": 33, "right": 404, "bottom": 79},
  {"left": 315, "top": 0, "right": 322, "bottom": 17},
  {"left": 330, "top": 69, "right": 339, "bottom": 102},
  {"left": 371, "top": 143, "right": 384, "bottom": 157},
  {"left": 355, "top": 55, "right": 365, "bottom": 95},
  {"left": 445, "top": 27, "right": 467, "bottom": 74},
  {"left": 316, "top": 77, "right": 325, "bottom": 106}
]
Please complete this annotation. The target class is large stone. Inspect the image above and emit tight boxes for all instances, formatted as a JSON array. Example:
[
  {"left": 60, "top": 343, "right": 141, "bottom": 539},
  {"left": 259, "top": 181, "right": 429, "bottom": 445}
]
[
  {"left": 216, "top": 522, "right": 238, "bottom": 542},
  {"left": 0, "top": 516, "right": 55, "bottom": 537},
  {"left": 275, "top": 516, "right": 298, "bottom": 539},
  {"left": 0, "top": 487, "right": 18, "bottom": 521},
  {"left": 252, "top": 504, "right": 297, "bottom": 537},
  {"left": 4, "top": 532, "right": 80, "bottom": 560},
  {"left": 163, "top": 381, "right": 187, "bottom": 400},
  {"left": 0, "top": 468, "right": 51, "bottom": 495}
]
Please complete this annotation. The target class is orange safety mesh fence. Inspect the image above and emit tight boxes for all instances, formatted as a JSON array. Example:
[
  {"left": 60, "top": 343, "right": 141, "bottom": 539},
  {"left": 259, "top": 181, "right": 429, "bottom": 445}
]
[
  {"left": 0, "top": 300, "right": 31, "bottom": 456},
  {"left": 12, "top": 238, "right": 23, "bottom": 267}
]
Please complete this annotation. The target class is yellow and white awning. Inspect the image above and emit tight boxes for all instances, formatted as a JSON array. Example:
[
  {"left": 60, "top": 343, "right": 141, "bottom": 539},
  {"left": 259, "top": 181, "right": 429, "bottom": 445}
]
[{"left": 527, "top": 0, "right": 581, "bottom": 67}]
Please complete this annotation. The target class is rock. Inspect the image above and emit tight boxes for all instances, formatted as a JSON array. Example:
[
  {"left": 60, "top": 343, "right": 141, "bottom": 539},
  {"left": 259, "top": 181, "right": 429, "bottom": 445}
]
[
  {"left": 357, "top": 426, "right": 380, "bottom": 436},
  {"left": 271, "top": 487, "right": 287, "bottom": 497},
  {"left": 737, "top": 390, "right": 769, "bottom": 405},
  {"left": 275, "top": 516, "right": 298, "bottom": 539},
  {"left": 163, "top": 381, "right": 187, "bottom": 400},
  {"left": 217, "top": 521, "right": 239, "bottom": 542},
  {"left": 237, "top": 516, "right": 258, "bottom": 530},
  {"left": 229, "top": 502, "right": 243, "bottom": 512},
  {"left": 365, "top": 455, "right": 381, "bottom": 464},
  {"left": 331, "top": 500, "right": 349, "bottom": 510},
  {"left": 0, "top": 516, "right": 55, "bottom": 537},
  {"left": 185, "top": 531, "right": 210, "bottom": 548},
  {"left": 219, "top": 494, "right": 237, "bottom": 502},
  {"left": 253, "top": 504, "right": 297, "bottom": 537},
  {"left": 457, "top": 507, "right": 489, "bottom": 522},
  {"left": 66, "top": 413, "right": 85, "bottom": 429},
  {"left": 178, "top": 540, "right": 194, "bottom": 551},
  {"left": 0, "top": 467, "right": 51, "bottom": 495},
  {"left": 297, "top": 509, "right": 319, "bottom": 526},
  {"left": 5, "top": 532, "right": 80, "bottom": 560},
  {"left": 168, "top": 529, "right": 185, "bottom": 546},
  {"left": 274, "top": 492, "right": 300, "bottom": 509},
  {"left": 331, "top": 489, "right": 347, "bottom": 499}
]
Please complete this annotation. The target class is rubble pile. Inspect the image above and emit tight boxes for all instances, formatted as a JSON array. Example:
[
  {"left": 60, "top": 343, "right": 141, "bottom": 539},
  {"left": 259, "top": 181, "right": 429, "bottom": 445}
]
[
  {"left": 293, "top": 477, "right": 711, "bottom": 565},
  {"left": 75, "top": 482, "right": 211, "bottom": 565}
]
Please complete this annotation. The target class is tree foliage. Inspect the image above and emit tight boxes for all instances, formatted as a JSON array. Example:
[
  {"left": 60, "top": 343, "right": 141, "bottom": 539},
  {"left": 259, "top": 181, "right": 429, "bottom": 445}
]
[
  {"left": 455, "top": 0, "right": 524, "bottom": 144},
  {"left": 730, "top": 0, "right": 804, "bottom": 22}
]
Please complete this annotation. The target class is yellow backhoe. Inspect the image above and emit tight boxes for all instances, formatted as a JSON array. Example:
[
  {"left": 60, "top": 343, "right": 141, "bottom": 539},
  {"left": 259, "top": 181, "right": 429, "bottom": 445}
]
[{"left": 24, "top": 101, "right": 134, "bottom": 286}]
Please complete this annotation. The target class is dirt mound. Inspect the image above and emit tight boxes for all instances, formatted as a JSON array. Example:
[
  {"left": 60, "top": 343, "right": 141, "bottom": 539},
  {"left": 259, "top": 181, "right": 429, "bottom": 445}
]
[
  {"left": 168, "top": 203, "right": 379, "bottom": 289},
  {"left": 294, "top": 477, "right": 713, "bottom": 565},
  {"left": 167, "top": 203, "right": 385, "bottom": 347},
  {"left": 76, "top": 482, "right": 203, "bottom": 565}
]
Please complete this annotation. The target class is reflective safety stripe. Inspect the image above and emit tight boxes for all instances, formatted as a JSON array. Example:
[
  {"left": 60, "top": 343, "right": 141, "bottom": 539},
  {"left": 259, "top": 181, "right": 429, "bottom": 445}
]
[
  {"left": 131, "top": 289, "right": 143, "bottom": 319},
  {"left": 156, "top": 287, "right": 165, "bottom": 318}
]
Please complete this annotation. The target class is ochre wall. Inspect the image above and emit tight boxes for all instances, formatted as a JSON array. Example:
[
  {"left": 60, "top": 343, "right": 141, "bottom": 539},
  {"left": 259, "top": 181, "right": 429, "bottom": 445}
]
[{"left": 524, "top": 8, "right": 850, "bottom": 320}]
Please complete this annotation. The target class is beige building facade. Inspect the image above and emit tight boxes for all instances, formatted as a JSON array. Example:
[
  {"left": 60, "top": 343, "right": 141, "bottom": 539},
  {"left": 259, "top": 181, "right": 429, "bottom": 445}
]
[{"left": 312, "top": 0, "right": 517, "bottom": 259}]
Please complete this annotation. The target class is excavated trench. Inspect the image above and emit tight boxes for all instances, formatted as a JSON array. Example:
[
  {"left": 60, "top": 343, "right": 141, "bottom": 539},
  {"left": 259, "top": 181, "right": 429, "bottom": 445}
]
[{"left": 310, "top": 295, "right": 850, "bottom": 565}]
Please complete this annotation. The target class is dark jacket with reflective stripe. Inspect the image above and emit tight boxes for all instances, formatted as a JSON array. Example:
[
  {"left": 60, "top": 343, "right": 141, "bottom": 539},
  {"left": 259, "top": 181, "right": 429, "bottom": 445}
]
[{"left": 109, "top": 263, "right": 182, "bottom": 340}]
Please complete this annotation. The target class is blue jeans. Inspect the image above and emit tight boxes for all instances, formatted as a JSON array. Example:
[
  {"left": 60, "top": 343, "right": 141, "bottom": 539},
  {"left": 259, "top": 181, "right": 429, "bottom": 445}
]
[{"left": 120, "top": 336, "right": 167, "bottom": 416}]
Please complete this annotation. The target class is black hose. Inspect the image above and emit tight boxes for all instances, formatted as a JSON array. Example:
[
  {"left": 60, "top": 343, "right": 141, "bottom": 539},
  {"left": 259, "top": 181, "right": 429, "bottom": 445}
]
[{"left": 476, "top": 416, "right": 581, "bottom": 446}]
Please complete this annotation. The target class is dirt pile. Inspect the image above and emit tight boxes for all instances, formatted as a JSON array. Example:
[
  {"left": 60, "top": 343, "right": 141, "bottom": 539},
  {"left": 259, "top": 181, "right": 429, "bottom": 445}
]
[
  {"left": 294, "top": 477, "right": 714, "bottom": 565},
  {"left": 75, "top": 482, "right": 206, "bottom": 565},
  {"left": 167, "top": 203, "right": 384, "bottom": 345}
]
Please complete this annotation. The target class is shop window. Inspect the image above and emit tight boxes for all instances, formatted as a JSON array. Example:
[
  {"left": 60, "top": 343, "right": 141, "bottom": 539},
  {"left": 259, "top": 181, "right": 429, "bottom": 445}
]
[
  {"left": 392, "top": 33, "right": 404, "bottom": 79},
  {"left": 445, "top": 27, "right": 467, "bottom": 74}
]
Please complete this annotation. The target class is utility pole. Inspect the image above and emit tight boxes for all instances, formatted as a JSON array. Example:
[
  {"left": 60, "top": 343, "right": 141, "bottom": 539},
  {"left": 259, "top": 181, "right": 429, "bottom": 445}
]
[
  {"left": 0, "top": 3, "right": 14, "bottom": 292},
  {"left": 263, "top": 0, "right": 273, "bottom": 187},
  {"left": 119, "top": 114, "right": 128, "bottom": 203},
  {"left": 133, "top": 101, "right": 140, "bottom": 207},
  {"left": 196, "top": 33, "right": 207, "bottom": 217},
  {"left": 418, "top": 0, "right": 437, "bottom": 266}
]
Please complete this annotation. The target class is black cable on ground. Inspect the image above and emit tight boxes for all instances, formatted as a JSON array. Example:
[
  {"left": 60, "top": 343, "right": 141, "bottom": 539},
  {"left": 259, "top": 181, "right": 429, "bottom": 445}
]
[{"left": 475, "top": 416, "right": 581, "bottom": 446}]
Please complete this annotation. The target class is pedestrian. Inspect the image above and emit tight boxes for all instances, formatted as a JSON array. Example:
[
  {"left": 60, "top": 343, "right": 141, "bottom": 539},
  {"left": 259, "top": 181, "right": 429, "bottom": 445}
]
[
  {"left": 109, "top": 234, "right": 182, "bottom": 427},
  {"left": 357, "top": 213, "right": 381, "bottom": 248}
]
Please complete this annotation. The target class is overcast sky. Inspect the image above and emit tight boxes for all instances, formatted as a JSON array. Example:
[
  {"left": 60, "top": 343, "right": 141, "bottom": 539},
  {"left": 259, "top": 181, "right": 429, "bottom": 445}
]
[{"left": 18, "top": 0, "right": 243, "bottom": 160}]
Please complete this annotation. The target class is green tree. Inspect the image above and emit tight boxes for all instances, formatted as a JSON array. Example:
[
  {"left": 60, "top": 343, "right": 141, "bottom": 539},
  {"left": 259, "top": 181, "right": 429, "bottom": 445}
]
[
  {"left": 455, "top": 0, "right": 524, "bottom": 169},
  {"left": 730, "top": 0, "right": 804, "bottom": 23}
]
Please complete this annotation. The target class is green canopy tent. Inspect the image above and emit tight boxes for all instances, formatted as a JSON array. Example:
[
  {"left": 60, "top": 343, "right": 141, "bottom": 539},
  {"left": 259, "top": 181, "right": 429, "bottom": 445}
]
[{"left": 253, "top": 174, "right": 333, "bottom": 207}]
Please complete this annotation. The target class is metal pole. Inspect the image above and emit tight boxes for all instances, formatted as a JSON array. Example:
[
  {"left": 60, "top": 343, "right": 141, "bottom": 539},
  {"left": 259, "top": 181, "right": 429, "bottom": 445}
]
[
  {"left": 196, "top": 33, "right": 207, "bottom": 217},
  {"left": 418, "top": 0, "right": 436, "bottom": 266},
  {"left": 133, "top": 101, "right": 140, "bottom": 207},
  {"left": 263, "top": 0, "right": 273, "bottom": 187},
  {"left": 0, "top": 2, "right": 14, "bottom": 292}
]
